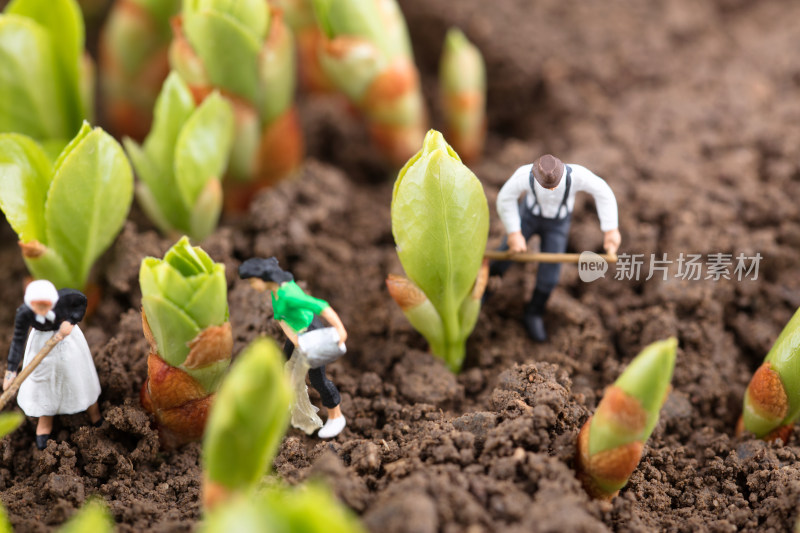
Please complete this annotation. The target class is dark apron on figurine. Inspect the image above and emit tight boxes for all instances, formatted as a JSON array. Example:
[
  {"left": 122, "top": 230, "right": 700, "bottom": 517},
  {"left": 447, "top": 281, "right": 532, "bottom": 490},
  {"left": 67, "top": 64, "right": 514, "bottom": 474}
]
[{"left": 491, "top": 166, "right": 573, "bottom": 294}]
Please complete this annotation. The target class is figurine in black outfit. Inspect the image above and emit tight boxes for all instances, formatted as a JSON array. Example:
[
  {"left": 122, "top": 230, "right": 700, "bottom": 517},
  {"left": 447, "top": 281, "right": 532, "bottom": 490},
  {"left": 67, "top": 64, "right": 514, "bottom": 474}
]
[{"left": 2, "top": 280, "right": 102, "bottom": 450}]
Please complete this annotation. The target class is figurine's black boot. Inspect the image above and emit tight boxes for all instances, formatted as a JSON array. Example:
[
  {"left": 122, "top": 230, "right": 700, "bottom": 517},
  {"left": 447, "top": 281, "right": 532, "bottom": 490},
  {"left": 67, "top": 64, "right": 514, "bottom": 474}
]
[
  {"left": 523, "top": 289, "right": 551, "bottom": 342},
  {"left": 92, "top": 417, "right": 104, "bottom": 428},
  {"left": 35, "top": 434, "right": 51, "bottom": 450}
]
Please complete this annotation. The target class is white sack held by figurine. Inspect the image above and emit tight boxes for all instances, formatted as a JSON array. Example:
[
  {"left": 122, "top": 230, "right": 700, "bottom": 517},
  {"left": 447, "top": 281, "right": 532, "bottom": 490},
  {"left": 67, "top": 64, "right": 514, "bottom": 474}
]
[{"left": 298, "top": 327, "right": 346, "bottom": 369}]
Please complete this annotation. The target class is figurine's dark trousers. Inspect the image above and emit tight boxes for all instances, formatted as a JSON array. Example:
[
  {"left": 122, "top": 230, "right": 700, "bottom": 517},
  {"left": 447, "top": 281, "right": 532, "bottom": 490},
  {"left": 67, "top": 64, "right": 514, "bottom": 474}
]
[
  {"left": 282, "top": 317, "right": 341, "bottom": 408},
  {"left": 490, "top": 203, "right": 572, "bottom": 313}
]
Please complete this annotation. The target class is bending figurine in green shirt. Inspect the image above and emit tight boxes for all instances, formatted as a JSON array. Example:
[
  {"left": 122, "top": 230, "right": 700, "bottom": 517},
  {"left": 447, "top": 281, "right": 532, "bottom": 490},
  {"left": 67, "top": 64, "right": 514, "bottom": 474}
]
[{"left": 239, "top": 257, "right": 348, "bottom": 439}]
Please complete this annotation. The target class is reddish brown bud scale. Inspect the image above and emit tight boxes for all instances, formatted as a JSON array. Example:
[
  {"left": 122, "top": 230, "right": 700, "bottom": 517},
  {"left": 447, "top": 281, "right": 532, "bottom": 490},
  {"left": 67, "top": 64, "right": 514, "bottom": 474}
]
[
  {"left": 185, "top": 323, "right": 234, "bottom": 370},
  {"left": 576, "top": 416, "right": 644, "bottom": 501},
  {"left": 595, "top": 386, "right": 648, "bottom": 434},
  {"left": 155, "top": 395, "right": 213, "bottom": 449},
  {"left": 471, "top": 260, "right": 489, "bottom": 301},
  {"left": 145, "top": 352, "right": 207, "bottom": 410},
  {"left": 141, "top": 309, "right": 157, "bottom": 353},
  {"left": 765, "top": 424, "right": 794, "bottom": 443},
  {"left": 746, "top": 362, "right": 789, "bottom": 421},
  {"left": 253, "top": 106, "right": 304, "bottom": 187},
  {"left": 386, "top": 275, "right": 427, "bottom": 310},
  {"left": 142, "top": 352, "right": 214, "bottom": 449},
  {"left": 296, "top": 27, "right": 334, "bottom": 92},
  {"left": 202, "top": 476, "right": 233, "bottom": 511},
  {"left": 18, "top": 240, "right": 45, "bottom": 259},
  {"left": 363, "top": 58, "right": 419, "bottom": 106}
]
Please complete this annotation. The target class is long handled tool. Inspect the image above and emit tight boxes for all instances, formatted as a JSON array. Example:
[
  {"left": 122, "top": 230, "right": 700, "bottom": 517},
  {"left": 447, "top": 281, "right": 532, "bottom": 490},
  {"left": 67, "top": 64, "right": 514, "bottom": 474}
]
[
  {"left": 0, "top": 334, "right": 63, "bottom": 411},
  {"left": 484, "top": 251, "right": 618, "bottom": 263}
]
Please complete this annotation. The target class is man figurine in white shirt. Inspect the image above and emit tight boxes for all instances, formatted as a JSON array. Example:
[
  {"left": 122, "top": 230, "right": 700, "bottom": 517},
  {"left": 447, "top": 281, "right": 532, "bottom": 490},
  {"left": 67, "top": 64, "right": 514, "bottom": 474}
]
[{"left": 492, "top": 154, "right": 621, "bottom": 341}]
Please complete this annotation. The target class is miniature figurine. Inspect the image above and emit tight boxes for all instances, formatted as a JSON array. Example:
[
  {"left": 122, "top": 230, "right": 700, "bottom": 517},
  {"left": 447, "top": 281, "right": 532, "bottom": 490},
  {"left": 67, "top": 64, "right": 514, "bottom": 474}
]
[
  {"left": 492, "top": 154, "right": 621, "bottom": 341},
  {"left": 239, "top": 258, "right": 348, "bottom": 439},
  {"left": 2, "top": 280, "right": 102, "bottom": 450}
]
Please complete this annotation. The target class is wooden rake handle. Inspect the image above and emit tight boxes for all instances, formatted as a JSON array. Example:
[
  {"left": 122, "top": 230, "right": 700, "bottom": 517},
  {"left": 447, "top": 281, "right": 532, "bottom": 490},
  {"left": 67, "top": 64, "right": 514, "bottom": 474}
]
[
  {"left": 0, "top": 333, "right": 63, "bottom": 411},
  {"left": 484, "top": 251, "right": 619, "bottom": 264}
]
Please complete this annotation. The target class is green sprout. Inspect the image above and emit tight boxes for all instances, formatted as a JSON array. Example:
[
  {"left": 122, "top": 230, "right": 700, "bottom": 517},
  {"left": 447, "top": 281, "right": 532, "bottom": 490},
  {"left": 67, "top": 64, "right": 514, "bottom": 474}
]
[
  {"left": 100, "top": 0, "right": 181, "bottom": 140},
  {"left": 199, "top": 337, "right": 363, "bottom": 532},
  {"left": 0, "top": 412, "right": 23, "bottom": 533},
  {"left": 576, "top": 338, "right": 677, "bottom": 500},
  {"left": 0, "top": 122, "right": 134, "bottom": 290},
  {"left": 202, "top": 337, "right": 293, "bottom": 507},
  {"left": 271, "top": 0, "right": 333, "bottom": 92},
  {"left": 170, "top": 0, "right": 303, "bottom": 203},
  {"left": 387, "top": 130, "right": 489, "bottom": 373},
  {"left": 140, "top": 236, "right": 232, "bottom": 449},
  {"left": 0, "top": 0, "right": 92, "bottom": 155},
  {"left": 311, "top": 0, "right": 427, "bottom": 166},
  {"left": 125, "top": 72, "right": 235, "bottom": 241},
  {"left": 741, "top": 306, "right": 800, "bottom": 441},
  {"left": 200, "top": 483, "right": 365, "bottom": 533},
  {"left": 0, "top": 412, "right": 23, "bottom": 438},
  {"left": 439, "top": 28, "right": 486, "bottom": 164},
  {"left": 58, "top": 499, "right": 113, "bottom": 533}
]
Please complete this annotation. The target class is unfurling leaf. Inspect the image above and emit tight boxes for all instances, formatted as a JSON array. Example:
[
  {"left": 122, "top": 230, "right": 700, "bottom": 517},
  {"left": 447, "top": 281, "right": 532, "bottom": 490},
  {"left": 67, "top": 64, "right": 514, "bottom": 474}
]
[
  {"left": 0, "top": 122, "right": 133, "bottom": 290},
  {"left": 127, "top": 72, "right": 234, "bottom": 241},
  {"left": 389, "top": 130, "right": 489, "bottom": 372}
]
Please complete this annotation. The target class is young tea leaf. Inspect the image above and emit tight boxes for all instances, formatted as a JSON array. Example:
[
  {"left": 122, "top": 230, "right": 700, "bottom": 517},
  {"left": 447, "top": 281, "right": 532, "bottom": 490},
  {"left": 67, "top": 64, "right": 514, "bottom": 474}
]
[
  {"left": 183, "top": 9, "right": 261, "bottom": 101},
  {"left": 0, "top": 16, "right": 67, "bottom": 140},
  {"left": 45, "top": 124, "right": 133, "bottom": 287},
  {"left": 0, "top": 133, "right": 52, "bottom": 242},
  {"left": 174, "top": 91, "right": 234, "bottom": 210},
  {"left": 6, "top": 0, "right": 85, "bottom": 128}
]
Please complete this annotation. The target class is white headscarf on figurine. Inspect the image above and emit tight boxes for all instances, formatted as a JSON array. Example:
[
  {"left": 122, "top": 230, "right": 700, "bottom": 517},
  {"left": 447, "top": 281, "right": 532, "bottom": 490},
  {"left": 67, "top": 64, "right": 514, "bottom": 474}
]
[{"left": 24, "top": 280, "right": 58, "bottom": 324}]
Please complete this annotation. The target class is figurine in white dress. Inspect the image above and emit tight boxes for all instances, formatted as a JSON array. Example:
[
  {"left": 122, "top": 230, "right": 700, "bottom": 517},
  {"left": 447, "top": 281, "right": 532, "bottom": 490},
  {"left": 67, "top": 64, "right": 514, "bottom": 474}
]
[{"left": 2, "top": 280, "right": 102, "bottom": 449}]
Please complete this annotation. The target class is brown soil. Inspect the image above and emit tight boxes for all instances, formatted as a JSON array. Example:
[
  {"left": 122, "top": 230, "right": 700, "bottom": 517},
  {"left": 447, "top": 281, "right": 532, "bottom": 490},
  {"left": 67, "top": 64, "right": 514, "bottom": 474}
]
[{"left": 3, "top": 0, "right": 800, "bottom": 531}]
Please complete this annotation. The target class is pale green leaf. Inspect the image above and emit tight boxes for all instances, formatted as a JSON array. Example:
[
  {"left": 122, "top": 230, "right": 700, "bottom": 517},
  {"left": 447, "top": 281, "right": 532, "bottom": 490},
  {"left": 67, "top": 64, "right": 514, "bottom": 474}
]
[
  {"left": 145, "top": 72, "right": 196, "bottom": 171},
  {"left": 0, "top": 504, "right": 10, "bottom": 533},
  {"left": 58, "top": 499, "right": 113, "bottom": 533},
  {"left": 151, "top": 260, "right": 196, "bottom": 307},
  {"left": 45, "top": 125, "right": 134, "bottom": 288},
  {"left": 188, "top": 178, "right": 223, "bottom": 241},
  {"left": 164, "top": 235, "right": 215, "bottom": 275},
  {"left": 127, "top": 73, "right": 195, "bottom": 233},
  {"left": 52, "top": 121, "right": 90, "bottom": 177},
  {"left": 188, "top": 0, "right": 270, "bottom": 41},
  {"left": 182, "top": 265, "right": 228, "bottom": 326},
  {"left": 0, "top": 412, "right": 23, "bottom": 438},
  {"left": 6, "top": 0, "right": 85, "bottom": 128},
  {"left": 184, "top": 358, "right": 230, "bottom": 393},
  {"left": 0, "top": 133, "right": 52, "bottom": 242},
  {"left": 183, "top": 9, "right": 261, "bottom": 101},
  {"left": 130, "top": 0, "right": 181, "bottom": 33},
  {"left": 258, "top": 20, "right": 295, "bottom": 123},
  {"left": 141, "top": 294, "right": 200, "bottom": 366},
  {"left": 203, "top": 338, "right": 292, "bottom": 491},
  {"left": 128, "top": 140, "right": 183, "bottom": 233},
  {"left": 317, "top": 38, "right": 383, "bottom": 102},
  {"left": 174, "top": 91, "right": 234, "bottom": 210},
  {"left": 0, "top": 16, "right": 68, "bottom": 139},
  {"left": 23, "top": 247, "right": 74, "bottom": 290},
  {"left": 391, "top": 133, "right": 488, "bottom": 327}
]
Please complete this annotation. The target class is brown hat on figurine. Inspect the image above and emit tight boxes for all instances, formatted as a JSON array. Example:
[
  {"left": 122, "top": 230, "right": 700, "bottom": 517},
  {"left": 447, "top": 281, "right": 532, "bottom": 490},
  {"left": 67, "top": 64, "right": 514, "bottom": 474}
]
[{"left": 532, "top": 154, "right": 565, "bottom": 189}]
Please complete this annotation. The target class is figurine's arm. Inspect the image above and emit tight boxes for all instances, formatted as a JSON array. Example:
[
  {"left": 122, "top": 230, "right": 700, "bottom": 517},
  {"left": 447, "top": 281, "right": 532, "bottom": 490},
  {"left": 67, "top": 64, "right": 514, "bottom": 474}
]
[
  {"left": 278, "top": 320, "right": 299, "bottom": 346},
  {"left": 57, "top": 289, "right": 87, "bottom": 324},
  {"left": 4, "top": 305, "right": 32, "bottom": 390},
  {"left": 571, "top": 165, "right": 621, "bottom": 255},
  {"left": 53, "top": 289, "right": 87, "bottom": 340},
  {"left": 320, "top": 307, "right": 348, "bottom": 348},
  {"left": 496, "top": 165, "right": 532, "bottom": 252}
]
